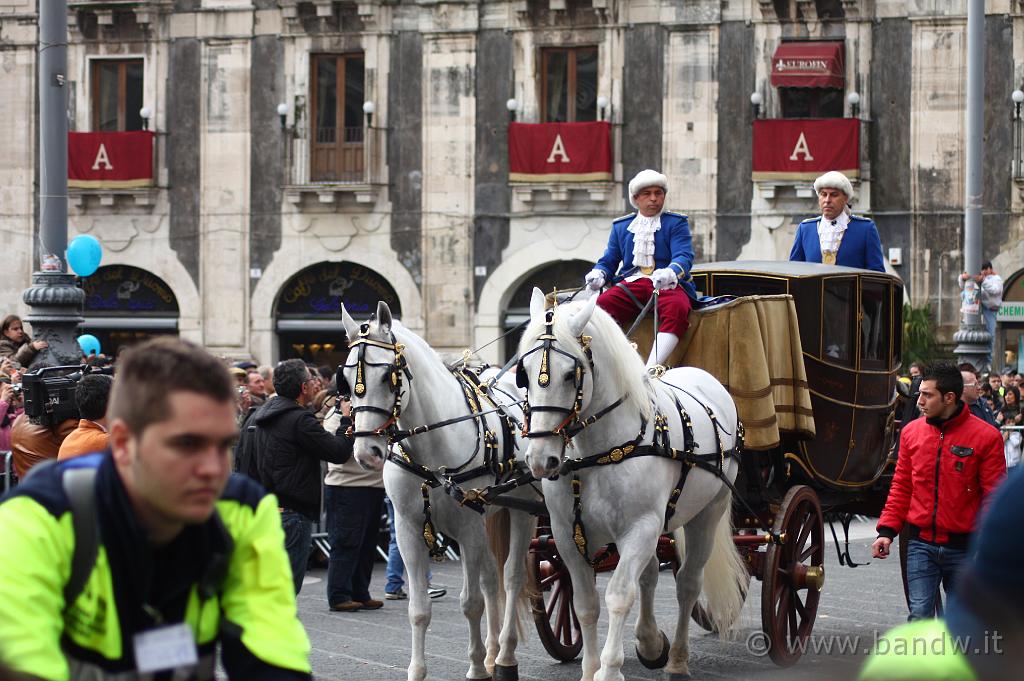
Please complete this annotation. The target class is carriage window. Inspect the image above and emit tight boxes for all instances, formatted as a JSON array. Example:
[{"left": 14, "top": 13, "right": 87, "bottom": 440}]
[
  {"left": 822, "top": 277, "right": 856, "bottom": 365},
  {"left": 860, "top": 280, "right": 891, "bottom": 370},
  {"left": 710, "top": 275, "right": 787, "bottom": 297}
]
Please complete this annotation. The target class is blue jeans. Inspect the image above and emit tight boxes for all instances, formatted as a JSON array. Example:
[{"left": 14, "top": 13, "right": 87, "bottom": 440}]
[
  {"left": 982, "top": 305, "right": 997, "bottom": 368},
  {"left": 280, "top": 509, "right": 312, "bottom": 595},
  {"left": 385, "top": 495, "right": 430, "bottom": 594},
  {"left": 325, "top": 486, "right": 385, "bottom": 605},
  {"left": 905, "top": 539, "right": 967, "bottom": 621}
]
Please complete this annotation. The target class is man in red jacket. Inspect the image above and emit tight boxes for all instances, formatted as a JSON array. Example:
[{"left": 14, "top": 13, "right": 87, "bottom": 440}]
[{"left": 871, "top": 362, "right": 1006, "bottom": 620}]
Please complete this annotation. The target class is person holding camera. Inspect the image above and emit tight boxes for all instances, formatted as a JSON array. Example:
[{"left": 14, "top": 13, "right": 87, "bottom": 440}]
[
  {"left": 0, "top": 337, "right": 312, "bottom": 680},
  {"left": 0, "top": 378, "right": 24, "bottom": 452},
  {"left": 58, "top": 374, "right": 114, "bottom": 461},
  {"left": 254, "top": 359, "right": 353, "bottom": 593},
  {"left": 9, "top": 409, "right": 77, "bottom": 479}
]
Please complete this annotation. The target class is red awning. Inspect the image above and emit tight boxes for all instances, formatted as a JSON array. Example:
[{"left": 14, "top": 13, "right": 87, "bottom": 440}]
[{"left": 770, "top": 41, "right": 845, "bottom": 89}]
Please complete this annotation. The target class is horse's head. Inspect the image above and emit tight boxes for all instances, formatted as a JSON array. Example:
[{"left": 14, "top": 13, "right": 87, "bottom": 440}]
[
  {"left": 518, "top": 288, "right": 598, "bottom": 479},
  {"left": 340, "top": 300, "right": 409, "bottom": 471}
]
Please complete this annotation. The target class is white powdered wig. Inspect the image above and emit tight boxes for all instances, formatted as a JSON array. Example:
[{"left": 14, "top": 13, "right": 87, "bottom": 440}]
[{"left": 627, "top": 169, "right": 668, "bottom": 210}]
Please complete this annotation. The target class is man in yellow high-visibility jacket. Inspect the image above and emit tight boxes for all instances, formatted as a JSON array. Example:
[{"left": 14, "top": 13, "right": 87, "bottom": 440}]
[{"left": 0, "top": 338, "right": 311, "bottom": 680}]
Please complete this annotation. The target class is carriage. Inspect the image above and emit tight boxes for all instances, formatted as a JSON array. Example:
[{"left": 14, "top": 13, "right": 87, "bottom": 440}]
[{"left": 527, "top": 261, "right": 904, "bottom": 667}]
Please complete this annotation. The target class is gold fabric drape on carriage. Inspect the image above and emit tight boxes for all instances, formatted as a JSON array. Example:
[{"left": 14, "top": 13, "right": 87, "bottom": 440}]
[{"left": 635, "top": 294, "right": 815, "bottom": 450}]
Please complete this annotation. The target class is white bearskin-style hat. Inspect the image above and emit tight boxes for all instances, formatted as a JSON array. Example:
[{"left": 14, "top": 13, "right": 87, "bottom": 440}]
[
  {"left": 813, "top": 171, "right": 854, "bottom": 201},
  {"left": 628, "top": 169, "right": 668, "bottom": 209}
]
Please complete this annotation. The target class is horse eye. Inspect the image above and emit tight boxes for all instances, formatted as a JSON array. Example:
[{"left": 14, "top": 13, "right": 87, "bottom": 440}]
[{"left": 564, "top": 370, "right": 576, "bottom": 382}]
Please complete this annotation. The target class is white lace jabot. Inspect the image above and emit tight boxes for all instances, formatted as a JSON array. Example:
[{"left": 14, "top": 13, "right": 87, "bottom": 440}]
[{"left": 627, "top": 213, "right": 661, "bottom": 269}]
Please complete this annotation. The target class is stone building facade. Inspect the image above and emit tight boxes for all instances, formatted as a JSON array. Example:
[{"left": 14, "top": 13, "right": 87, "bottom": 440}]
[{"left": 2, "top": 0, "right": 1024, "bottom": 367}]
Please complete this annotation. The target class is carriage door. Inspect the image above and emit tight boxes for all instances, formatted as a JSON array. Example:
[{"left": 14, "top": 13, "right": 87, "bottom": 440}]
[{"left": 844, "top": 278, "right": 896, "bottom": 484}]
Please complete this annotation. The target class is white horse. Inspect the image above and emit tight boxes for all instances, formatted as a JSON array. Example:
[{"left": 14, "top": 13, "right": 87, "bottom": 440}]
[
  {"left": 517, "top": 288, "right": 748, "bottom": 681},
  {"left": 342, "top": 301, "right": 539, "bottom": 681}
]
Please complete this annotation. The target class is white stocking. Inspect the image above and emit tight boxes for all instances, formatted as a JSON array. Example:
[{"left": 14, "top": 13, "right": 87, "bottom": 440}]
[{"left": 646, "top": 332, "right": 679, "bottom": 369}]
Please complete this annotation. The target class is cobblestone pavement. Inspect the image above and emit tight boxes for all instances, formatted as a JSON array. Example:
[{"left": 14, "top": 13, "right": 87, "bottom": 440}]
[{"left": 296, "top": 519, "right": 907, "bottom": 681}]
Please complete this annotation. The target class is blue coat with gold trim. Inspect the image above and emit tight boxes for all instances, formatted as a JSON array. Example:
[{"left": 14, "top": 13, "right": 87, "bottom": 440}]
[
  {"left": 789, "top": 215, "right": 886, "bottom": 272},
  {"left": 593, "top": 211, "right": 697, "bottom": 299}
]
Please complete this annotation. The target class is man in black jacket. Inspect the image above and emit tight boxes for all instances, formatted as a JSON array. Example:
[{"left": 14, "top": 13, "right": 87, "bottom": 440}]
[{"left": 256, "top": 359, "right": 352, "bottom": 593}]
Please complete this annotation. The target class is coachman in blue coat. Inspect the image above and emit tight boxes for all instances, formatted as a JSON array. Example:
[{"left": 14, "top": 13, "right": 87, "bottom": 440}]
[
  {"left": 584, "top": 169, "right": 697, "bottom": 369},
  {"left": 789, "top": 170, "right": 886, "bottom": 272}
]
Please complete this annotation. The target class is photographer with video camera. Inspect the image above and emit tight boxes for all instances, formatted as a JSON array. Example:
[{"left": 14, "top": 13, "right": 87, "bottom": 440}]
[{"left": 9, "top": 361, "right": 115, "bottom": 478}]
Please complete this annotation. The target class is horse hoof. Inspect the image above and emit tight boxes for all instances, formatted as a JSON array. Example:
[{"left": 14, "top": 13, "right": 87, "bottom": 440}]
[
  {"left": 636, "top": 630, "right": 670, "bottom": 670},
  {"left": 493, "top": 664, "right": 518, "bottom": 681}
]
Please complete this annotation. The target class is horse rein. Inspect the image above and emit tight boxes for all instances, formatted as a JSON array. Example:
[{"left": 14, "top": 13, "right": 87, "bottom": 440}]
[
  {"left": 517, "top": 309, "right": 629, "bottom": 451},
  {"left": 342, "top": 323, "right": 412, "bottom": 439}
]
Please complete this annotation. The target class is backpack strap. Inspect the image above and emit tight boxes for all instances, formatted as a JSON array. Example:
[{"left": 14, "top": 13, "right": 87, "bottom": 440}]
[{"left": 62, "top": 466, "right": 99, "bottom": 609}]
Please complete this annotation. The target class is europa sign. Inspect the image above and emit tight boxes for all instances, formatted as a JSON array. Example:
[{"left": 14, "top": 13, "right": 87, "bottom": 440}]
[{"left": 508, "top": 121, "right": 612, "bottom": 182}]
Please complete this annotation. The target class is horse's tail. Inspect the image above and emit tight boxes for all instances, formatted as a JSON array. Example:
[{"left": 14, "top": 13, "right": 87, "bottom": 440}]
[
  {"left": 486, "top": 509, "right": 535, "bottom": 640},
  {"left": 701, "top": 491, "right": 748, "bottom": 637}
]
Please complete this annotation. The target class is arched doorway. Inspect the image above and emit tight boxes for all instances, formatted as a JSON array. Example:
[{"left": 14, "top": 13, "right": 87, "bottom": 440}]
[
  {"left": 997, "top": 268, "right": 1024, "bottom": 372},
  {"left": 275, "top": 261, "right": 402, "bottom": 367},
  {"left": 80, "top": 265, "right": 180, "bottom": 356},
  {"left": 502, "top": 259, "right": 592, "bottom": 361}
]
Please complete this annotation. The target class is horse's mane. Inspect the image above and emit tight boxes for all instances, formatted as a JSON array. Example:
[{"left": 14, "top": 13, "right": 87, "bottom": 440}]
[{"left": 519, "top": 299, "right": 654, "bottom": 422}]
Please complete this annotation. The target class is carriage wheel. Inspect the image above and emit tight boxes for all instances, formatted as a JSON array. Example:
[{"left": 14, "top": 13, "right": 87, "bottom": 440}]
[
  {"left": 528, "top": 544, "right": 583, "bottom": 661},
  {"left": 760, "top": 485, "right": 824, "bottom": 667}
]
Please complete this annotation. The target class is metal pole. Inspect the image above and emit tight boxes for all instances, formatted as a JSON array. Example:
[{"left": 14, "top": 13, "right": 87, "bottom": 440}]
[
  {"left": 22, "top": 0, "right": 85, "bottom": 367},
  {"left": 38, "top": 0, "right": 68, "bottom": 271},
  {"left": 954, "top": 0, "right": 991, "bottom": 372}
]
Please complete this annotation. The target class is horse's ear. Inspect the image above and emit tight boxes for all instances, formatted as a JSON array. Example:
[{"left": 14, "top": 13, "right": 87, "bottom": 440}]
[
  {"left": 566, "top": 293, "right": 597, "bottom": 337},
  {"left": 529, "top": 287, "right": 546, "bottom": 322},
  {"left": 340, "top": 302, "right": 360, "bottom": 340},
  {"left": 377, "top": 301, "right": 393, "bottom": 335}
]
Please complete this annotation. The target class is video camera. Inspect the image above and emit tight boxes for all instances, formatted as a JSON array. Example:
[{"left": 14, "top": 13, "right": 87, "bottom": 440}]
[{"left": 21, "top": 364, "right": 114, "bottom": 427}]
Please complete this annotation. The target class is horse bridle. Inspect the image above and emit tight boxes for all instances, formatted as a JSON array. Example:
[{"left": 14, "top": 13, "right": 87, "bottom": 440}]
[
  {"left": 516, "top": 309, "right": 594, "bottom": 448},
  {"left": 340, "top": 322, "right": 412, "bottom": 439}
]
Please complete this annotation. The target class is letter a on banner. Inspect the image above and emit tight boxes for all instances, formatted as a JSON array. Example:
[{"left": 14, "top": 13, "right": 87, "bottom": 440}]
[
  {"left": 546, "top": 134, "right": 571, "bottom": 164},
  {"left": 91, "top": 144, "right": 114, "bottom": 171},
  {"left": 788, "top": 132, "right": 814, "bottom": 161}
]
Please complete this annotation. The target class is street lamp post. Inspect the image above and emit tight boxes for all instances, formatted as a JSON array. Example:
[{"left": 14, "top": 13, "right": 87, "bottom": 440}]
[
  {"left": 953, "top": 0, "right": 990, "bottom": 372},
  {"left": 23, "top": 0, "right": 84, "bottom": 366}
]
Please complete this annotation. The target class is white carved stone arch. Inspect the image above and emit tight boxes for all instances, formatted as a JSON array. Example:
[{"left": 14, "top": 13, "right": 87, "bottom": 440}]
[
  {"left": 473, "top": 234, "right": 607, "bottom": 364},
  {"left": 250, "top": 242, "right": 423, "bottom": 364}
]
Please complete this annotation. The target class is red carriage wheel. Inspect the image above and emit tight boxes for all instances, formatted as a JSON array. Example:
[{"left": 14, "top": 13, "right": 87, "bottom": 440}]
[
  {"left": 528, "top": 540, "right": 583, "bottom": 661},
  {"left": 760, "top": 485, "right": 825, "bottom": 667}
]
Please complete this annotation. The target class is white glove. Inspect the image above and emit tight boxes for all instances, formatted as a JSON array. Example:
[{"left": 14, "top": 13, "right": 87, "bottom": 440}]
[
  {"left": 584, "top": 269, "right": 606, "bottom": 291},
  {"left": 323, "top": 406, "right": 343, "bottom": 435},
  {"left": 651, "top": 267, "right": 679, "bottom": 291}
]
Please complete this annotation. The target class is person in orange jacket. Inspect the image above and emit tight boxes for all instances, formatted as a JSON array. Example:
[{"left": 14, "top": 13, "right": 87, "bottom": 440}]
[{"left": 58, "top": 374, "right": 113, "bottom": 460}]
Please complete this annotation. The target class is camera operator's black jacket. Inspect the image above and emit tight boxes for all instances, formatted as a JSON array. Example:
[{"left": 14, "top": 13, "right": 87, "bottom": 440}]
[{"left": 254, "top": 396, "right": 353, "bottom": 521}]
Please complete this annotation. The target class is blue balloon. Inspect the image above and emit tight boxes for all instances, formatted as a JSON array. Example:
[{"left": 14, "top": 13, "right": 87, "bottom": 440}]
[
  {"left": 67, "top": 234, "right": 103, "bottom": 277},
  {"left": 77, "top": 334, "right": 101, "bottom": 357}
]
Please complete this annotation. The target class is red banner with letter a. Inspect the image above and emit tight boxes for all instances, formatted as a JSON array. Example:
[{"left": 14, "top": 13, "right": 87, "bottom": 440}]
[
  {"left": 508, "top": 122, "right": 611, "bottom": 182},
  {"left": 68, "top": 131, "right": 155, "bottom": 188},
  {"left": 752, "top": 118, "right": 859, "bottom": 181}
]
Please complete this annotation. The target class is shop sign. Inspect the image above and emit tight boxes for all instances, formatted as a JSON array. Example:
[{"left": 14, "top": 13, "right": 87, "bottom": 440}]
[
  {"left": 276, "top": 262, "right": 401, "bottom": 319},
  {"left": 82, "top": 265, "right": 179, "bottom": 315},
  {"left": 997, "top": 302, "right": 1024, "bottom": 322}
]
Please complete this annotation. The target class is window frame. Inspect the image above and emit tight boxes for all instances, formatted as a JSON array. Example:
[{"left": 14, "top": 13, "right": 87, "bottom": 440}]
[
  {"left": 539, "top": 46, "right": 598, "bottom": 123},
  {"left": 309, "top": 52, "right": 366, "bottom": 183},
  {"left": 90, "top": 58, "right": 144, "bottom": 132}
]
